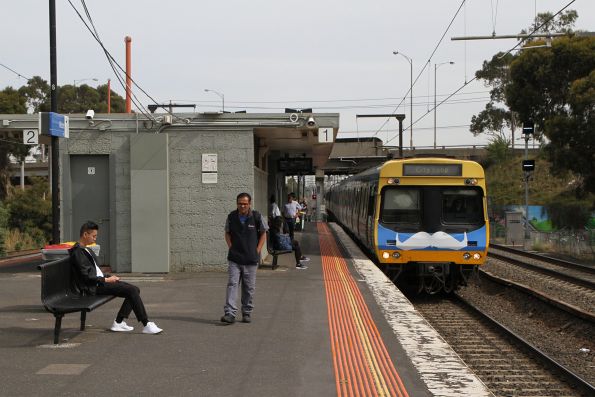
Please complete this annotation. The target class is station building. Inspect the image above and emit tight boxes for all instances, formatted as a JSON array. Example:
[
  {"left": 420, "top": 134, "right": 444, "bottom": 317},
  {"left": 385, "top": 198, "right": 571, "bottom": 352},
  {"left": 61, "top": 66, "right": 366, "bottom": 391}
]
[{"left": 0, "top": 112, "right": 339, "bottom": 272}]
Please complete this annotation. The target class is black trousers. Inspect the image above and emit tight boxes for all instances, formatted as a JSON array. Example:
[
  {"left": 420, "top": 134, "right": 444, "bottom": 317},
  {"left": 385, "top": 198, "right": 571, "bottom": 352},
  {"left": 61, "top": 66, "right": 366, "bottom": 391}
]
[
  {"left": 292, "top": 240, "right": 303, "bottom": 264},
  {"left": 285, "top": 217, "right": 296, "bottom": 240},
  {"left": 96, "top": 281, "right": 148, "bottom": 324}
]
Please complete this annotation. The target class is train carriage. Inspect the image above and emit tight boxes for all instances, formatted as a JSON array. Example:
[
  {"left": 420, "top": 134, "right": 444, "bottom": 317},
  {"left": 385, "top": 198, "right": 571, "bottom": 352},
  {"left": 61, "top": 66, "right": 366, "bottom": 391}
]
[{"left": 326, "top": 157, "right": 489, "bottom": 294}]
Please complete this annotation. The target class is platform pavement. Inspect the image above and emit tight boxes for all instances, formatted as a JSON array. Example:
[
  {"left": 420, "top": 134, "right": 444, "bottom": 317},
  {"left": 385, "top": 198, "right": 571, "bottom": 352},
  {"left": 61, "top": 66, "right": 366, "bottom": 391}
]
[{"left": 0, "top": 223, "right": 489, "bottom": 396}]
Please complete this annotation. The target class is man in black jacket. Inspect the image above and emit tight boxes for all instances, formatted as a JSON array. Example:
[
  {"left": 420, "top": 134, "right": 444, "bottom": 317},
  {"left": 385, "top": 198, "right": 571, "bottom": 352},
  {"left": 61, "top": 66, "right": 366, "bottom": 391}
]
[
  {"left": 69, "top": 221, "right": 163, "bottom": 334},
  {"left": 221, "top": 193, "right": 268, "bottom": 324}
]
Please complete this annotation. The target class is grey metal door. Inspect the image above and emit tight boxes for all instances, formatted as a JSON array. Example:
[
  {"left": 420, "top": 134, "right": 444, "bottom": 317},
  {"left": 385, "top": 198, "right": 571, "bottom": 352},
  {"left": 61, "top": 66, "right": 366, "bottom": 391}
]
[{"left": 70, "top": 155, "right": 110, "bottom": 265}]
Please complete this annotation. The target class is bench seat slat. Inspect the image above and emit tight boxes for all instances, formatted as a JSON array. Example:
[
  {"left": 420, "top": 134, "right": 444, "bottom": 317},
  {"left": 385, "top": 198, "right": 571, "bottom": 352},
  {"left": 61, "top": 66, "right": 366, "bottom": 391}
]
[{"left": 44, "top": 295, "right": 115, "bottom": 314}]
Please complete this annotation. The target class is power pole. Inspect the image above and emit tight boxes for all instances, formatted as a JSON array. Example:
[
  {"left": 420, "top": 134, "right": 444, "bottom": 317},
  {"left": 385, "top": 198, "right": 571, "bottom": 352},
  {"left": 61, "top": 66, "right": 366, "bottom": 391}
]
[{"left": 49, "top": 0, "right": 60, "bottom": 244}]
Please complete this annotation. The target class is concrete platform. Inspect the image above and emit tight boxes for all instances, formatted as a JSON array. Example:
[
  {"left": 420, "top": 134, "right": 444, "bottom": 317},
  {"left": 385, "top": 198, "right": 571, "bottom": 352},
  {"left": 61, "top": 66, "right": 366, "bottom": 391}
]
[{"left": 0, "top": 222, "right": 491, "bottom": 396}]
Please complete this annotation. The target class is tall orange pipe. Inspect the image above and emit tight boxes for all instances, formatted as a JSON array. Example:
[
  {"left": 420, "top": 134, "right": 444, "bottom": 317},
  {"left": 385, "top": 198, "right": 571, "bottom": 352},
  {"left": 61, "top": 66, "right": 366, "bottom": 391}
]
[
  {"left": 125, "top": 36, "right": 132, "bottom": 113},
  {"left": 107, "top": 78, "right": 111, "bottom": 114}
]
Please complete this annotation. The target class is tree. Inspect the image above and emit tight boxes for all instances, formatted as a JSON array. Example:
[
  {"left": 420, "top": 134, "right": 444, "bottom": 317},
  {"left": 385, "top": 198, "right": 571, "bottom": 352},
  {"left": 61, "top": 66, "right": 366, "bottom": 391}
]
[
  {"left": 471, "top": 53, "right": 519, "bottom": 146},
  {"left": 0, "top": 86, "right": 31, "bottom": 199},
  {"left": 472, "top": 10, "right": 595, "bottom": 195},
  {"left": 18, "top": 76, "right": 50, "bottom": 113},
  {"left": 5, "top": 176, "right": 52, "bottom": 247},
  {"left": 0, "top": 77, "right": 126, "bottom": 198},
  {"left": 506, "top": 36, "right": 595, "bottom": 194}
]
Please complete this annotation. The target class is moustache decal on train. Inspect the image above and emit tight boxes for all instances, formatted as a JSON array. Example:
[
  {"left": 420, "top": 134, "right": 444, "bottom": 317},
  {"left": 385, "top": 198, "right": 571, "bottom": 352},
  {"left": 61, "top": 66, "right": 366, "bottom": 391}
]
[{"left": 395, "top": 231, "right": 468, "bottom": 250}]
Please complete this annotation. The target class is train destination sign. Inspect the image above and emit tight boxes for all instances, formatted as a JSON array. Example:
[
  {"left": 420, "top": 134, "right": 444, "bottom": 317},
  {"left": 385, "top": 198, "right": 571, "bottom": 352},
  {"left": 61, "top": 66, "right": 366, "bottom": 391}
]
[{"left": 403, "top": 164, "right": 462, "bottom": 176}]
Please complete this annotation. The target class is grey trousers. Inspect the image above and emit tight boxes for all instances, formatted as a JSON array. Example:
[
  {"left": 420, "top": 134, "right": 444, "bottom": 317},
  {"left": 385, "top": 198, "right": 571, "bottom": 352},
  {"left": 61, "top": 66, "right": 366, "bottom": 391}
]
[{"left": 224, "top": 260, "right": 257, "bottom": 317}]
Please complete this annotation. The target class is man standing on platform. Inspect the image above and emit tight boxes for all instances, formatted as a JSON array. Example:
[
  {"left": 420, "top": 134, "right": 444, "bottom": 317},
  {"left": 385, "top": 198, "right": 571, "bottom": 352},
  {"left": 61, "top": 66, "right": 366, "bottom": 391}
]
[
  {"left": 283, "top": 192, "right": 302, "bottom": 240},
  {"left": 221, "top": 192, "right": 268, "bottom": 324}
]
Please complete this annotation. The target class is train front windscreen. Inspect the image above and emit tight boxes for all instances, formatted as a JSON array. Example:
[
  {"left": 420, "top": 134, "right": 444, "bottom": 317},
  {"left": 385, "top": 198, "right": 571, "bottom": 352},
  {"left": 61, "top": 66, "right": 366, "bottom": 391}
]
[{"left": 380, "top": 186, "right": 484, "bottom": 232}]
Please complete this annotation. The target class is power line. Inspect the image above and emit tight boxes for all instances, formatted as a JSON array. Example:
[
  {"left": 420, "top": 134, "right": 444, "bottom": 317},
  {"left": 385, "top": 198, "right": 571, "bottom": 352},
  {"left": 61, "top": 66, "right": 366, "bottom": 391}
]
[
  {"left": 372, "top": 0, "right": 469, "bottom": 137},
  {"left": 384, "top": 0, "right": 577, "bottom": 146},
  {"left": 167, "top": 90, "right": 491, "bottom": 105},
  {"left": 0, "top": 63, "right": 31, "bottom": 81}
]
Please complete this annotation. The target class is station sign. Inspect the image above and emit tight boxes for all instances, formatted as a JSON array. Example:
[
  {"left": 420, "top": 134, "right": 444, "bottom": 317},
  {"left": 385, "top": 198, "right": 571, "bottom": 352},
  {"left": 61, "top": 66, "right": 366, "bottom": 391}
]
[{"left": 39, "top": 112, "right": 69, "bottom": 138}]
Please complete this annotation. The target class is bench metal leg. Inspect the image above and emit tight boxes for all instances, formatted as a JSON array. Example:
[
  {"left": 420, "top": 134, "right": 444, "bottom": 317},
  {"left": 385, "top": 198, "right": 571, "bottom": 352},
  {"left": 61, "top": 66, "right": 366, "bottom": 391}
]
[
  {"left": 272, "top": 255, "right": 279, "bottom": 270},
  {"left": 80, "top": 311, "right": 87, "bottom": 331},
  {"left": 53, "top": 314, "right": 63, "bottom": 344}
]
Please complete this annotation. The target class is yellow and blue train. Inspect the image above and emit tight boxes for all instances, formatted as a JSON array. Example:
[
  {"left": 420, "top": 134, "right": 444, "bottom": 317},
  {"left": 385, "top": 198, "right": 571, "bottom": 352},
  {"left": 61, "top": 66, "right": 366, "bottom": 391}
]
[{"left": 325, "top": 157, "right": 489, "bottom": 294}]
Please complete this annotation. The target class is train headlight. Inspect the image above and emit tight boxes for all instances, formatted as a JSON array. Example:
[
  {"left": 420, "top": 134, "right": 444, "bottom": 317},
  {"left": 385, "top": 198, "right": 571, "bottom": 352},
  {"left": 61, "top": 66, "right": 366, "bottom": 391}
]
[
  {"left": 392, "top": 252, "right": 401, "bottom": 259},
  {"left": 465, "top": 178, "right": 478, "bottom": 185},
  {"left": 473, "top": 253, "right": 481, "bottom": 260},
  {"left": 382, "top": 252, "right": 390, "bottom": 259},
  {"left": 387, "top": 178, "right": 400, "bottom": 185},
  {"left": 463, "top": 252, "right": 471, "bottom": 260}
]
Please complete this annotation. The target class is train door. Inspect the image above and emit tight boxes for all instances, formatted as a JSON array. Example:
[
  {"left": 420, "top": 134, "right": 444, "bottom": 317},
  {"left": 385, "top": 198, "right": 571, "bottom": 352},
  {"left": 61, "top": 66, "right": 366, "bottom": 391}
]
[{"left": 366, "top": 185, "right": 376, "bottom": 249}]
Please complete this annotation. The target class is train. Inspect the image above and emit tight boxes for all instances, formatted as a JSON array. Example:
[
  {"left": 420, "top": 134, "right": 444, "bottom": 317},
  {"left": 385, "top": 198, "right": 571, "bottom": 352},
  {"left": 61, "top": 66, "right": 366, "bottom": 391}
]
[{"left": 325, "top": 157, "right": 489, "bottom": 294}]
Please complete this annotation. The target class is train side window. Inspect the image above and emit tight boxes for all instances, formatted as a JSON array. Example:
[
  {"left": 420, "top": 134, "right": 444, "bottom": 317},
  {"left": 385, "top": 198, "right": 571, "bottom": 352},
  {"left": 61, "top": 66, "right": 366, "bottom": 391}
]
[
  {"left": 367, "top": 186, "right": 375, "bottom": 217},
  {"left": 380, "top": 188, "right": 420, "bottom": 224}
]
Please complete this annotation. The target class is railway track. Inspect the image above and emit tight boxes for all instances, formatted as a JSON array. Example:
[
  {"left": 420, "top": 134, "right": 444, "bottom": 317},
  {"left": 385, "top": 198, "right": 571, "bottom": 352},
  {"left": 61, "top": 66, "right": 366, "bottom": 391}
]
[
  {"left": 485, "top": 245, "right": 595, "bottom": 321},
  {"left": 413, "top": 294, "right": 594, "bottom": 397},
  {"left": 489, "top": 244, "right": 595, "bottom": 289}
]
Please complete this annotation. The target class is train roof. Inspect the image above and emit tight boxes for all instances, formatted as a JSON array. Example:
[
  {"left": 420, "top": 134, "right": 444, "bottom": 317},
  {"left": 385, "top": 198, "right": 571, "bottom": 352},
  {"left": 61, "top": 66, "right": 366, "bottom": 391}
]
[{"left": 331, "top": 157, "right": 485, "bottom": 187}]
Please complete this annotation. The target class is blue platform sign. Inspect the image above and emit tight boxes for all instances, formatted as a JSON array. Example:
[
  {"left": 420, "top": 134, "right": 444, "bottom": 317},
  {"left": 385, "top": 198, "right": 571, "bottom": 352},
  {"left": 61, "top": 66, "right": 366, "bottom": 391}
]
[{"left": 39, "top": 112, "right": 69, "bottom": 138}]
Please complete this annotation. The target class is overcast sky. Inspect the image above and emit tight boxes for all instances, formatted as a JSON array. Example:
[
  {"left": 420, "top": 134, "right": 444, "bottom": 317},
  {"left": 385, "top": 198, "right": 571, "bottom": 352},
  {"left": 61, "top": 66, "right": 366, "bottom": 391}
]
[{"left": 2, "top": 0, "right": 593, "bottom": 148}]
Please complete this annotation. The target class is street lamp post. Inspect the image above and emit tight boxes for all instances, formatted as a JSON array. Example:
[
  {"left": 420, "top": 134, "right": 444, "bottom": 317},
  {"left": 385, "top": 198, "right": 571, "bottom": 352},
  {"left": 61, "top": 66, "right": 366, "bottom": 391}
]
[
  {"left": 204, "top": 88, "right": 224, "bottom": 112},
  {"left": 73, "top": 78, "right": 98, "bottom": 99},
  {"left": 433, "top": 61, "right": 454, "bottom": 149},
  {"left": 73, "top": 77, "right": 98, "bottom": 89},
  {"left": 392, "top": 51, "right": 413, "bottom": 149}
]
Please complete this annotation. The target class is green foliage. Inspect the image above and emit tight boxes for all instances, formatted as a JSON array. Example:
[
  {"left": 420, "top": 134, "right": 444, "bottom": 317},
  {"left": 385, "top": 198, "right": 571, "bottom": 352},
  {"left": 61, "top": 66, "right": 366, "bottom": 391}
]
[
  {"left": 0, "top": 86, "right": 27, "bottom": 113},
  {"left": 484, "top": 135, "right": 512, "bottom": 167},
  {"left": 5, "top": 177, "right": 51, "bottom": 248},
  {"left": 474, "top": 9, "right": 594, "bottom": 195},
  {"left": 18, "top": 76, "right": 50, "bottom": 113},
  {"left": 521, "top": 10, "right": 578, "bottom": 35},
  {"left": 0, "top": 203, "right": 8, "bottom": 256},
  {"left": 544, "top": 191, "right": 594, "bottom": 230},
  {"left": 485, "top": 153, "right": 573, "bottom": 206}
]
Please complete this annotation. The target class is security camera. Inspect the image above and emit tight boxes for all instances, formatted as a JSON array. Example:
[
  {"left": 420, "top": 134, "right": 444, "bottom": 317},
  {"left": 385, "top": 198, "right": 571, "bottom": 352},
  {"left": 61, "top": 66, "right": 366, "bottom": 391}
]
[
  {"left": 85, "top": 110, "right": 95, "bottom": 120},
  {"left": 306, "top": 116, "right": 317, "bottom": 128}
]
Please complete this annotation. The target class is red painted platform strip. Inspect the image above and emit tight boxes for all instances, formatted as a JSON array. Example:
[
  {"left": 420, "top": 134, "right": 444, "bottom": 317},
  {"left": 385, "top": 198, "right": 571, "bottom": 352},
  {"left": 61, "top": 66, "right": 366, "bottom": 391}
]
[{"left": 318, "top": 222, "right": 409, "bottom": 397}]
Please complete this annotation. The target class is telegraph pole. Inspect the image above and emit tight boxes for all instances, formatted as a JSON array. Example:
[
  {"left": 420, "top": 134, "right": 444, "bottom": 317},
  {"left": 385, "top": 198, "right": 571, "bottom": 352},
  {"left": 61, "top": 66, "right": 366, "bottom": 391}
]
[
  {"left": 49, "top": 0, "right": 60, "bottom": 244},
  {"left": 522, "top": 121, "right": 535, "bottom": 243},
  {"left": 356, "top": 114, "right": 406, "bottom": 157}
]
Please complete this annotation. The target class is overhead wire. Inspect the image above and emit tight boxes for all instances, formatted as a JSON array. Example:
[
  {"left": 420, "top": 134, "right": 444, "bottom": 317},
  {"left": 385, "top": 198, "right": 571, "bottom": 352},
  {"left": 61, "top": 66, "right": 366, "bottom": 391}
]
[
  {"left": 383, "top": 0, "right": 577, "bottom": 146},
  {"left": 0, "top": 63, "right": 31, "bottom": 81},
  {"left": 370, "top": 0, "right": 469, "bottom": 138},
  {"left": 74, "top": 0, "right": 154, "bottom": 120}
]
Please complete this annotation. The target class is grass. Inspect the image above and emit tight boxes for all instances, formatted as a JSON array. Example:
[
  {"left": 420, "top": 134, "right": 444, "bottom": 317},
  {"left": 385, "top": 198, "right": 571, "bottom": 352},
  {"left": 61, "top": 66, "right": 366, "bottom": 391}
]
[{"left": 4, "top": 229, "right": 41, "bottom": 252}]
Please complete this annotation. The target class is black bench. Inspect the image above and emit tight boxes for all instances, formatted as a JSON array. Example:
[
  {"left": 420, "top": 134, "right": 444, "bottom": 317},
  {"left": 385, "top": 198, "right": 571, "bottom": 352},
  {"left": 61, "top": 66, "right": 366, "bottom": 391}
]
[
  {"left": 266, "top": 231, "right": 292, "bottom": 270},
  {"left": 38, "top": 257, "right": 115, "bottom": 344}
]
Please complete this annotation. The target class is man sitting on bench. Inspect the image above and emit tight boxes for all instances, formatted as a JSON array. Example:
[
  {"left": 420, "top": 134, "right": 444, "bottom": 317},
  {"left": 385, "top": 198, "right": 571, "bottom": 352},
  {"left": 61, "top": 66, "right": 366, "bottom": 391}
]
[
  {"left": 270, "top": 217, "right": 310, "bottom": 270},
  {"left": 69, "top": 221, "right": 163, "bottom": 334}
]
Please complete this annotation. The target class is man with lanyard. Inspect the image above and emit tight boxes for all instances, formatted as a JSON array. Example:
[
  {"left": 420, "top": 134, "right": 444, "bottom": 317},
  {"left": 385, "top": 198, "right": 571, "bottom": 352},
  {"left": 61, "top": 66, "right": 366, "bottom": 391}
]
[
  {"left": 69, "top": 221, "right": 162, "bottom": 334},
  {"left": 221, "top": 192, "right": 268, "bottom": 324}
]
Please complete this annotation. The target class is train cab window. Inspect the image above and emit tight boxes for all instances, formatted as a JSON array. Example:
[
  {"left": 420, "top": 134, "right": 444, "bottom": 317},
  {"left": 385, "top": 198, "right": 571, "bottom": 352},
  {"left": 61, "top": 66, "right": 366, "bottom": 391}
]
[
  {"left": 442, "top": 188, "right": 483, "bottom": 224},
  {"left": 380, "top": 188, "right": 420, "bottom": 224}
]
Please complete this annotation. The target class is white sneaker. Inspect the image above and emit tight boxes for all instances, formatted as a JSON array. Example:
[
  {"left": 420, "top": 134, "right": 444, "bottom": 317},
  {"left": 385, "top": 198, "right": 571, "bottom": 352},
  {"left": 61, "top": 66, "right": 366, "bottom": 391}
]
[
  {"left": 300, "top": 257, "right": 311, "bottom": 262},
  {"left": 110, "top": 320, "right": 134, "bottom": 332},
  {"left": 142, "top": 322, "right": 163, "bottom": 334}
]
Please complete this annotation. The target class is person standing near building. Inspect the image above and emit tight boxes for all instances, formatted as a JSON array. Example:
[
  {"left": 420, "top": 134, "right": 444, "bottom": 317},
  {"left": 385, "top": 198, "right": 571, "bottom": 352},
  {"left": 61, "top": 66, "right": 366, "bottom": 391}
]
[
  {"left": 221, "top": 192, "right": 268, "bottom": 324},
  {"left": 283, "top": 192, "right": 302, "bottom": 240}
]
